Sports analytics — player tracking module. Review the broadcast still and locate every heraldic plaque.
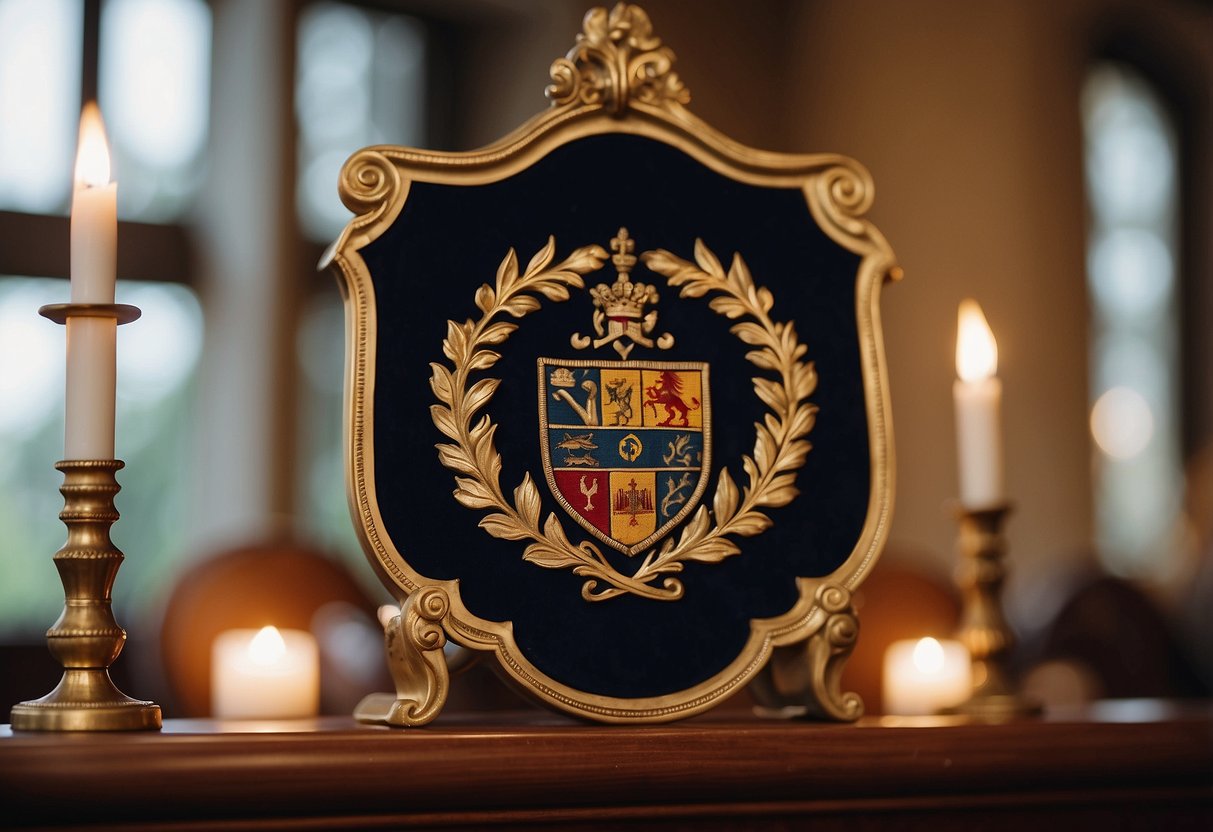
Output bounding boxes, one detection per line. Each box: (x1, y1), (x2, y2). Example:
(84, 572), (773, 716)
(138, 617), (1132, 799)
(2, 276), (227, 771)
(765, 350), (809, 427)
(325, 3), (900, 725)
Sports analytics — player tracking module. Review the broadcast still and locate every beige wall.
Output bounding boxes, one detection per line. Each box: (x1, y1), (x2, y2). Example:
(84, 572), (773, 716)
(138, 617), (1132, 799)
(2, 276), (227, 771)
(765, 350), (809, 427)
(783, 0), (1097, 597)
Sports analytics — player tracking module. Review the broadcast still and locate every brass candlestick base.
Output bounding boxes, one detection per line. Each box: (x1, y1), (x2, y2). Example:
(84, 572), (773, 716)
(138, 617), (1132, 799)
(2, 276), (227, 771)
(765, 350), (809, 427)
(10, 460), (161, 731)
(951, 504), (1040, 720)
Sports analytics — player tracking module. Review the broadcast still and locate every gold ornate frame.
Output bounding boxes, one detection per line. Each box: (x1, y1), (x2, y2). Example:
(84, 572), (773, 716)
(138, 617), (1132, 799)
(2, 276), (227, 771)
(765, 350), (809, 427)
(325, 3), (900, 724)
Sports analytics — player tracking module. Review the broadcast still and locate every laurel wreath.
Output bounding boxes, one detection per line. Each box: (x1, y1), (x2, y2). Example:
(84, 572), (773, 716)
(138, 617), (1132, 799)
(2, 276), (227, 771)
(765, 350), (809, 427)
(431, 237), (816, 602)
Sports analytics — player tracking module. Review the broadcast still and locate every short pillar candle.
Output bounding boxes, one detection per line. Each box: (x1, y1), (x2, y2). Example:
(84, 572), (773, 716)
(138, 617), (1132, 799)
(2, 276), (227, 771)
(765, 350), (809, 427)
(883, 637), (971, 715)
(211, 626), (320, 719)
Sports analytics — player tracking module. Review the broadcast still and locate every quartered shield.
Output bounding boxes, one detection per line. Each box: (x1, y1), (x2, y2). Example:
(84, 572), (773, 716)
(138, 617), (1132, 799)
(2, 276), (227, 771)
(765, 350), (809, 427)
(538, 358), (711, 556)
(326, 4), (900, 723)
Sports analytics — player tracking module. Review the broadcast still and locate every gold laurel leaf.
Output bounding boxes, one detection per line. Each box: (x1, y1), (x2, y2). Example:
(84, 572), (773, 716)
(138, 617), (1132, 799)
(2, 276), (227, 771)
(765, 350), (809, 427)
(788, 404), (818, 438)
(468, 414), (492, 444)
(753, 424), (775, 473)
(542, 511), (573, 549)
(708, 296), (748, 319)
(515, 474), (541, 529)
(479, 322), (517, 345)
(479, 513), (532, 541)
(730, 322), (767, 346)
(693, 238), (724, 277)
(429, 363), (454, 402)
(463, 378), (500, 418)
(523, 545), (581, 569)
(756, 286), (774, 313)
(537, 282), (571, 302)
(495, 248), (519, 295)
(453, 476), (496, 510)
(794, 363), (819, 398)
(752, 378), (788, 412)
(680, 505), (711, 544)
(745, 349), (780, 371)
(683, 537), (740, 563)
(561, 244), (609, 273)
(727, 255), (754, 293)
(741, 454), (760, 485)
(639, 248), (680, 276)
(467, 350), (501, 371)
(474, 284), (495, 314)
(712, 467), (738, 522)
(441, 320), (465, 362)
(758, 474), (800, 508)
(453, 490), (496, 511)
(525, 236), (556, 276)
(435, 443), (470, 474)
(729, 513), (773, 537)
(501, 295), (542, 318)
(430, 405), (459, 440)
(676, 282), (711, 299)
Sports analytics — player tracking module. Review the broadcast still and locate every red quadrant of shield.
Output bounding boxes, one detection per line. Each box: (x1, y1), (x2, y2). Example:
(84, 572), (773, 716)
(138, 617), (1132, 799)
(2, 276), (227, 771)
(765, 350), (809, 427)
(553, 469), (609, 535)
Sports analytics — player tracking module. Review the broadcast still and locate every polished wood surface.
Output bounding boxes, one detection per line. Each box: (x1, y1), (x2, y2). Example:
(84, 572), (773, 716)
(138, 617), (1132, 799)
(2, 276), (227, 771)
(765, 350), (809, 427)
(1, 702), (1210, 830)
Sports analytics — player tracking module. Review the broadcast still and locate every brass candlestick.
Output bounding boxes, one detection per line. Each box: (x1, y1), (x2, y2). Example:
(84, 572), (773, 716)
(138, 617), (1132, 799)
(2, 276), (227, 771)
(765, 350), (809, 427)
(10, 302), (160, 731)
(951, 503), (1040, 719)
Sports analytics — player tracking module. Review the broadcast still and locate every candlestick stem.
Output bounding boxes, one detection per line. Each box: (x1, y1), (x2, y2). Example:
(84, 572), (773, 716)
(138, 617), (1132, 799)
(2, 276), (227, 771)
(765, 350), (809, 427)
(951, 504), (1040, 720)
(9, 460), (161, 731)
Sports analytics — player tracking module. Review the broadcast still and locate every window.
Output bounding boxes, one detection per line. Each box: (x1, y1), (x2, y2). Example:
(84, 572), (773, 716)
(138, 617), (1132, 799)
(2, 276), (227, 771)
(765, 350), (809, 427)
(1082, 62), (1183, 579)
(296, 2), (426, 242)
(0, 0), (210, 632)
(294, 2), (427, 557)
(99, 0), (211, 221)
(0, 0), (81, 214)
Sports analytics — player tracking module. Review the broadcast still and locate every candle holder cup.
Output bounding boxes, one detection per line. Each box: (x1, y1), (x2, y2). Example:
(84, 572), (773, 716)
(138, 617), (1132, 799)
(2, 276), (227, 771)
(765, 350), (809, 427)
(949, 503), (1041, 720)
(10, 303), (160, 731)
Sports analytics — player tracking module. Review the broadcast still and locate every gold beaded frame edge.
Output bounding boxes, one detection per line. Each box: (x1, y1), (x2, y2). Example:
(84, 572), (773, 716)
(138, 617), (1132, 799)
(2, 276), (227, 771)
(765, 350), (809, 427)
(323, 3), (900, 723)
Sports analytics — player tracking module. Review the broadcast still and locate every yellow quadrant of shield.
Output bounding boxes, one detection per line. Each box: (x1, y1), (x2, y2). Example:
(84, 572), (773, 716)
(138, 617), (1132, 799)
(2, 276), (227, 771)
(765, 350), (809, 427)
(608, 470), (657, 544)
(598, 368), (642, 428)
(641, 369), (703, 428)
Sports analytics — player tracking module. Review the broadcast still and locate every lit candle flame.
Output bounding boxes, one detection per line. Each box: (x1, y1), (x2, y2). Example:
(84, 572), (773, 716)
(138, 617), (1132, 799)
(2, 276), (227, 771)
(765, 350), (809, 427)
(74, 102), (112, 188)
(911, 637), (946, 674)
(248, 625), (287, 666)
(956, 298), (998, 382)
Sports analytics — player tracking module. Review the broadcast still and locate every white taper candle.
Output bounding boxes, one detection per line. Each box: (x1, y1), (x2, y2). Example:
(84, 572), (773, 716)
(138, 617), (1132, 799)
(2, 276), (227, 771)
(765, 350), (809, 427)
(65, 103), (118, 460)
(954, 299), (1004, 508)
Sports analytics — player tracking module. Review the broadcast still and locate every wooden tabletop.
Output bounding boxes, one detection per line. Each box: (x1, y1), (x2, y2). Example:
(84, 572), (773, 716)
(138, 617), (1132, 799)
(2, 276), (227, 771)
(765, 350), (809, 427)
(2, 701), (1210, 830)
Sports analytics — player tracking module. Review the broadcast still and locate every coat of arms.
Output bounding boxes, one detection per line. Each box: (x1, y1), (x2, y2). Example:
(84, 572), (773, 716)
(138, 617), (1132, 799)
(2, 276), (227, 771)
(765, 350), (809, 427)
(429, 227), (816, 602)
(538, 358), (711, 556)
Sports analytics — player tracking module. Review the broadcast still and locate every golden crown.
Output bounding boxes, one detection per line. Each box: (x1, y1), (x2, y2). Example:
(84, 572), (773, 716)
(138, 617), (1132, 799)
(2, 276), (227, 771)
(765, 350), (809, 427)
(590, 228), (658, 319)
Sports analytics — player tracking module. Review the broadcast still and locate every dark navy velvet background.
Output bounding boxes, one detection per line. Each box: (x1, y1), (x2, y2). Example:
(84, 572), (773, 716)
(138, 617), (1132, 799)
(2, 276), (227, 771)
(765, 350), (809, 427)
(360, 134), (868, 698)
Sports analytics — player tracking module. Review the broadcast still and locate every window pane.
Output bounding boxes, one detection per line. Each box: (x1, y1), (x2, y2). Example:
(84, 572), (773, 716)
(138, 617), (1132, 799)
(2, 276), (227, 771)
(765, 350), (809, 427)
(0, 0), (82, 214)
(99, 0), (212, 221)
(1082, 64), (1182, 579)
(296, 292), (363, 566)
(0, 277), (203, 633)
(296, 2), (425, 242)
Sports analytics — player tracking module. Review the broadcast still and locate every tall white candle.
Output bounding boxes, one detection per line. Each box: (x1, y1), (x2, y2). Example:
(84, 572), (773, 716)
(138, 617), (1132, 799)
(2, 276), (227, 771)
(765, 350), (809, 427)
(65, 103), (118, 460)
(953, 299), (1004, 508)
(211, 626), (320, 719)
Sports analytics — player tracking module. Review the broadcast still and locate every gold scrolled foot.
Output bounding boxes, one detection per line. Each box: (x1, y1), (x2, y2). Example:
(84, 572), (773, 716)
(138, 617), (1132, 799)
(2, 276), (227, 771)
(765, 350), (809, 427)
(9, 460), (160, 732)
(354, 586), (450, 728)
(750, 584), (864, 722)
